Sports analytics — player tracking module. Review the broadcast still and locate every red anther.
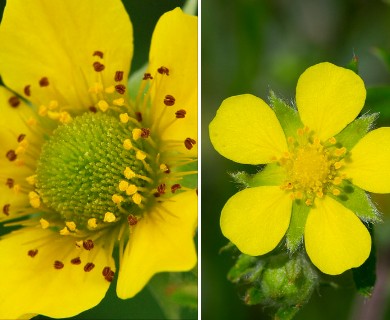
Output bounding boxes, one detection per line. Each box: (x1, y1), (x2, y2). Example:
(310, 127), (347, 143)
(8, 96), (20, 108)
(89, 106), (97, 113)
(102, 267), (115, 282)
(135, 112), (142, 122)
(54, 260), (64, 269)
(164, 95), (175, 106)
(143, 73), (153, 80)
(141, 128), (150, 138)
(24, 85), (31, 96)
(2, 204), (10, 216)
(83, 239), (94, 250)
(115, 71), (124, 82)
(6, 150), (17, 161)
(84, 262), (95, 272)
(93, 51), (104, 58)
(171, 184), (182, 193)
(175, 109), (186, 118)
(6, 178), (14, 189)
(184, 138), (196, 150)
(93, 61), (105, 72)
(115, 84), (126, 94)
(157, 66), (169, 75)
(17, 134), (26, 142)
(153, 192), (161, 198)
(127, 215), (138, 226)
(39, 77), (49, 87)
(27, 249), (38, 257)
(157, 183), (166, 194)
(71, 257), (82, 265)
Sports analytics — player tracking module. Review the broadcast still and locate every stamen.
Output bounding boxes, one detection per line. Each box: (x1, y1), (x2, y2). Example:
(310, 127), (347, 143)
(54, 261), (64, 269)
(132, 193), (142, 205)
(157, 66), (170, 75)
(83, 239), (94, 250)
(112, 194), (124, 204)
(39, 77), (49, 87)
(40, 218), (50, 229)
(171, 184), (181, 193)
(93, 61), (105, 72)
(125, 184), (138, 196)
(119, 180), (129, 191)
(164, 95), (176, 106)
(24, 85), (31, 96)
(141, 128), (150, 138)
(104, 212), (116, 223)
(84, 262), (95, 272)
(102, 266), (115, 282)
(143, 73), (153, 80)
(28, 191), (41, 208)
(123, 139), (132, 150)
(127, 214), (138, 226)
(113, 98), (125, 106)
(115, 84), (126, 94)
(135, 112), (142, 122)
(97, 100), (109, 112)
(157, 183), (166, 194)
(115, 71), (124, 82)
(8, 96), (20, 108)
(184, 138), (197, 150)
(89, 106), (98, 113)
(160, 163), (170, 174)
(175, 109), (186, 118)
(71, 257), (82, 265)
(28, 249), (38, 257)
(60, 227), (70, 235)
(88, 218), (98, 229)
(26, 175), (37, 185)
(332, 189), (341, 196)
(17, 134), (26, 142)
(3, 204), (10, 216)
(124, 167), (136, 179)
(65, 221), (77, 231)
(5, 178), (14, 188)
(120, 113), (130, 123)
(6, 150), (17, 161)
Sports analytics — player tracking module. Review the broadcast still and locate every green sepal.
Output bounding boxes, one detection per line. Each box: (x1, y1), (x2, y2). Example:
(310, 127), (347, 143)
(345, 54), (359, 74)
(285, 201), (310, 253)
(352, 224), (376, 297)
(329, 180), (381, 223)
(269, 90), (303, 139)
(230, 163), (285, 188)
(364, 86), (390, 122)
(275, 307), (300, 320)
(334, 113), (378, 150)
(227, 254), (266, 284)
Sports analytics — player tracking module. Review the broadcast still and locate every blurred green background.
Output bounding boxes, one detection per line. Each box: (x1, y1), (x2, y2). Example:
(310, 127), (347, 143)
(0, 1), (197, 319)
(202, 0), (390, 319)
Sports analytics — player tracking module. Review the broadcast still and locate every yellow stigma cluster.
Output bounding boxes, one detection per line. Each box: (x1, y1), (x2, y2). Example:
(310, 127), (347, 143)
(279, 127), (347, 206)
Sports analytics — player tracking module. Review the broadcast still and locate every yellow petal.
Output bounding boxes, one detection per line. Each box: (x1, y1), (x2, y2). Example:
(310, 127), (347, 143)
(210, 94), (288, 164)
(305, 197), (371, 275)
(0, 228), (114, 319)
(147, 8), (197, 156)
(116, 190), (197, 299)
(0, 0), (133, 110)
(220, 186), (292, 256)
(296, 62), (366, 141)
(342, 127), (390, 193)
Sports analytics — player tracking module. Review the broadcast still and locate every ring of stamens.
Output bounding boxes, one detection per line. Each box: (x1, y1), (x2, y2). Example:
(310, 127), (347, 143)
(278, 127), (347, 205)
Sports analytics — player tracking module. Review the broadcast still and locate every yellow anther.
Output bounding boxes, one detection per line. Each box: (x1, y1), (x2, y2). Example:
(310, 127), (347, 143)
(88, 218), (98, 229)
(124, 167), (136, 179)
(297, 128), (304, 136)
(334, 161), (342, 170)
(335, 147), (347, 157)
(112, 194), (124, 204)
(120, 113), (129, 123)
(304, 126), (310, 133)
(305, 199), (312, 206)
(48, 111), (60, 120)
(75, 240), (83, 248)
(13, 184), (21, 194)
(26, 175), (37, 185)
(136, 150), (146, 160)
(89, 82), (103, 93)
(123, 139), (132, 150)
(65, 221), (77, 231)
(105, 86), (115, 94)
(60, 226), (70, 235)
(132, 128), (142, 141)
(27, 117), (37, 126)
(119, 180), (129, 191)
(132, 193), (142, 205)
(160, 163), (169, 172)
(126, 184), (138, 196)
(316, 190), (324, 198)
(313, 137), (321, 146)
(113, 98), (125, 106)
(287, 137), (294, 144)
(19, 139), (29, 148)
(15, 145), (26, 155)
(48, 100), (59, 110)
(97, 100), (109, 112)
(333, 176), (343, 185)
(294, 191), (303, 199)
(40, 218), (50, 229)
(104, 212), (116, 223)
(332, 189), (341, 196)
(38, 105), (48, 116)
(329, 137), (337, 144)
(28, 191), (40, 208)
(59, 111), (72, 124)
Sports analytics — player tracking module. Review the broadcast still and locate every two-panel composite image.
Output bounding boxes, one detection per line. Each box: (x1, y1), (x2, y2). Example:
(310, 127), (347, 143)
(1, 0), (390, 319)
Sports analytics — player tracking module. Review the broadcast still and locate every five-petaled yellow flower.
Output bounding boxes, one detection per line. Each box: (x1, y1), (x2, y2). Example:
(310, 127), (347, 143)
(210, 62), (390, 276)
(0, 0), (197, 318)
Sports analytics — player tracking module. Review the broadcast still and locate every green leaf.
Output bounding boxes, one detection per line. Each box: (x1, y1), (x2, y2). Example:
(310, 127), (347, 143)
(329, 180), (381, 223)
(269, 91), (303, 139)
(334, 113), (378, 150)
(352, 224), (376, 297)
(285, 201), (310, 253)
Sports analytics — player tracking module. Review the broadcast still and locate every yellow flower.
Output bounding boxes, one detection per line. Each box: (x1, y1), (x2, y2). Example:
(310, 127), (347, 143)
(210, 62), (390, 276)
(0, 1), (197, 318)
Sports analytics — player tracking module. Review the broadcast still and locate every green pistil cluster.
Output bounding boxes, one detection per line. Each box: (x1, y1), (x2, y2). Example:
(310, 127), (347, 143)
(35, 113), (153, 229)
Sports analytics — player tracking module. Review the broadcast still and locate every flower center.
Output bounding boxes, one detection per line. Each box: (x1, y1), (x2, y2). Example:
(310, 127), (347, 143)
(279, 127), (347, 205)
(35, 113), (155, 229)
